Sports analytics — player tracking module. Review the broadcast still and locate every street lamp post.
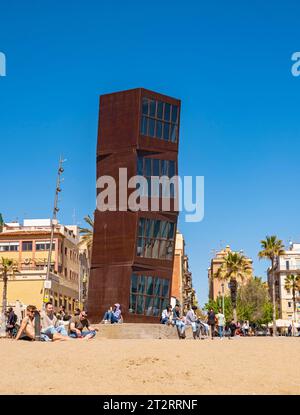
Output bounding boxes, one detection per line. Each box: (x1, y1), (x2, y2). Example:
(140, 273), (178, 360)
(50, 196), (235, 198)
(43, 157), (66, 308)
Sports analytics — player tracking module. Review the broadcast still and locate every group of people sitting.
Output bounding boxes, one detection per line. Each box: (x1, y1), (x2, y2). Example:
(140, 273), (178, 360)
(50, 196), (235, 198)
(160, 304), (209, 339)
(13, 302), (97, 341)
(101, 303), (123, 324)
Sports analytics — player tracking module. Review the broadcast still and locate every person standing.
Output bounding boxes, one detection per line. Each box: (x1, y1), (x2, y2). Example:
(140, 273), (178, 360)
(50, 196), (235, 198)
(207, 308), (216, 339)
(216, 308), (225, 339)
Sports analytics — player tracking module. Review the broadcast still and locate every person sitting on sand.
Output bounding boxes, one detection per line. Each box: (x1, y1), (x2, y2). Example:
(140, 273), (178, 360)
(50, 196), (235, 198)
(15, 305), (37, 341)
(40, 302), (70, 341)
(69, 310), (96, 339)
(160, 305), (173, 325)
(102, 303), (122, 324)
(6, 307), (17, 338)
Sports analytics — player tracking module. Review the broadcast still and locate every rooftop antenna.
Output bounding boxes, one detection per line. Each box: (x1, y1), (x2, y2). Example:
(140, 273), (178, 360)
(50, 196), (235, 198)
(72, 208), (76, 225)
(43, 156), (66, 307)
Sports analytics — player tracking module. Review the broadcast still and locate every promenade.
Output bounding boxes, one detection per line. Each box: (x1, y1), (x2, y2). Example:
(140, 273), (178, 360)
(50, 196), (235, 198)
(0, 336), (299, 395)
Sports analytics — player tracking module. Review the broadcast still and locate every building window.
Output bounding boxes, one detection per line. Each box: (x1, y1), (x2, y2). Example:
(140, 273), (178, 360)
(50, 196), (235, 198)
(137, 156), (176, 197)
(36, 241), (55, 251)
(136, 218), (175, 260)
(288, 302), (292, 308)
(0, 242), (19, 252)
(65, 247), (68, 255)
(129, 274), (170, 317)
(286, 261), (290, 270)
(141, 98), (179, 143)
(22, 241), (33, 251)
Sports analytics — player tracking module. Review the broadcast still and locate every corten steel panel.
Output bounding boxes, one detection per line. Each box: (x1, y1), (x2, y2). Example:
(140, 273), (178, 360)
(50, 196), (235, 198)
(88, 88), (180, 323)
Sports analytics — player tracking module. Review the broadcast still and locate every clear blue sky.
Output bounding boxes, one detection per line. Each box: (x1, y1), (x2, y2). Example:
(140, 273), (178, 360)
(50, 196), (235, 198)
(1, 0), (300, 306)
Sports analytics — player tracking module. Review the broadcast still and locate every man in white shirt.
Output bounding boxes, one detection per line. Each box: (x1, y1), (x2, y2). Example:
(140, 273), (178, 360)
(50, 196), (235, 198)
(216, 308), (225, 339)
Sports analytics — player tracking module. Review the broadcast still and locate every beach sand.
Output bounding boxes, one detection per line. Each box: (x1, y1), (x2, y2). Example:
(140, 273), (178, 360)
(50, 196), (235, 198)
(0, 336), (299, 395)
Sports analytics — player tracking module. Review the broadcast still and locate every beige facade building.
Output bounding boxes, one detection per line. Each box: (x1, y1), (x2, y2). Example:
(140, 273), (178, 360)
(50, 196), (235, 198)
(208, 245), (253, 301)
(269, 242), (300, 322)
(0, 219), (89, 314)
(171, 231), (195, 310)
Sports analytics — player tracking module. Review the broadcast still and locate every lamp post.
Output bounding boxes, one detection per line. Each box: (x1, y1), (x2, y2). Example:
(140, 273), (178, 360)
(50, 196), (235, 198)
(218, 290), (221, 308)
(43, 156), (66, 308)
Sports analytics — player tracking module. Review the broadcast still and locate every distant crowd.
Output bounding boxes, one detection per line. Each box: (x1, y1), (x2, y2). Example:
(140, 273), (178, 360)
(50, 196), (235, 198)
(160, 304), (260, 339)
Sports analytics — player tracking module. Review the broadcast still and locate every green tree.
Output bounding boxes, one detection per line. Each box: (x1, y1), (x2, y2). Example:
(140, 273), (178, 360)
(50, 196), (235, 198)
(258, 236), (285, 336)
(284, 274), (300, 336)
(237, 277), (273, 325)
(205, 296), (233, 322)
(214, 252), (252, 322)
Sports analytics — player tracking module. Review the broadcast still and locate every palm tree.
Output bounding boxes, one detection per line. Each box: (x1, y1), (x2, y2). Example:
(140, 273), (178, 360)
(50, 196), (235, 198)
(0, 257), (17, 336)
(284, 274), (300, 336)
(214, 251), (252, 321)
(79, 215), (94, 252)
(78, 215), (94, 306)
(258, 235), (285, 336)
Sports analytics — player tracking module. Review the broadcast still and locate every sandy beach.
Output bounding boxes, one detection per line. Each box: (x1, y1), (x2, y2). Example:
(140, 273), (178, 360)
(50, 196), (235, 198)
(0, 336), (299, 395)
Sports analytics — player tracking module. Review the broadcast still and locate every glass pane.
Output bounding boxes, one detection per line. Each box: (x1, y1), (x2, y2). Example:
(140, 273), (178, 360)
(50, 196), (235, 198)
(153, 220), (161, 238)
(153, 296), (160, 316)
(149, 118), (155, 137)
(141, 116), (148, 135)
(162, 279), (170, 297)
(144, 238), (152, 257)
(157, 101), (163, 119)
(138, 218), (145, 236)
(163, 123), (170, 141)
(154, 278), (162, 296)
(145, 158), (151, 176)
(171, 105), (178, 123)
(168, 222), (175, 239)
(164, 103), (171, 121)
(159, 239), (167, 259)
(145, 296), (153, 316)
(137, 156), (143, 176)
(138, 275), (146, 293)
(145, 219), (154, 237)
(131, 274), (138, 293)
(146, 276), (154, 295)
(149, 99), (156, 117)
(142, 98), (149, 115)
(137, 237), (143, 256)
(137, 295), (145, 314)
(161, 297), (169, 311)
(152, 239), (159, 258)
(161, 160), (168, 176)
(129, 294), (137, 313)
(155, 120), (162, 139)
(166, 242), (174, 260)
(170, 124), (177, 142)
(147, 177), (151, 197)
(153, 159), (159, 176)
(169, 160), (175, 177)
(161, 221), (168, 238)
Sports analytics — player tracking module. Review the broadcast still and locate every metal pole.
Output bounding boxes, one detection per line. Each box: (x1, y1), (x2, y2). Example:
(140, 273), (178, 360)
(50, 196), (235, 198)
(43, 157), (65, 308)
